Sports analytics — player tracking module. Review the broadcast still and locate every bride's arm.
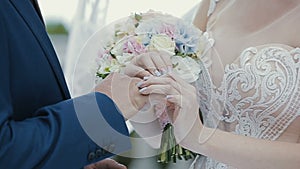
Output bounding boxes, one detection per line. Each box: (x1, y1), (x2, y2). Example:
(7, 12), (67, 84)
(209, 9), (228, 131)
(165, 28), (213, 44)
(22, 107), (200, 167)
(193, 0), (210, 31)
(138, 73), (300, 169)
(186, 125), (300, 169)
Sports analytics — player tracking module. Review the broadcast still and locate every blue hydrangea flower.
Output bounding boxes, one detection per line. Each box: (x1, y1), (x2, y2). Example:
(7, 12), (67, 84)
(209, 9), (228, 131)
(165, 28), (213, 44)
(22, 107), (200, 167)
(174, 21), (202, 55)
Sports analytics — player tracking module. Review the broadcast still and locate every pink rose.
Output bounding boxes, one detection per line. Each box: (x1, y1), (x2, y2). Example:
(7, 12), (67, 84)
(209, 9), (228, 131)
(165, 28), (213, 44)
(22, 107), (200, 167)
(160, 24), (176, 39)
(123, 37), (146, 54)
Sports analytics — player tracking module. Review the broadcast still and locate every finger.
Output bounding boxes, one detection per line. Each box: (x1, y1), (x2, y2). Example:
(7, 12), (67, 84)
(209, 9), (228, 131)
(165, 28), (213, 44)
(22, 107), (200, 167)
(94, 159), (127, 169)
(136, 75), (171, 88)
(167, 72), (197, 95)
(84, 163), (95, 169)
(158, 50), (173, 72)
(149, 52), (168, 74)
(166, 95), (182, 107)
(133, 53), (158, 75)
(123, 63), (151, 78)
(166, 72), (186, 84)
(139, 84), (179, 96)
(137, 75), (181, 92)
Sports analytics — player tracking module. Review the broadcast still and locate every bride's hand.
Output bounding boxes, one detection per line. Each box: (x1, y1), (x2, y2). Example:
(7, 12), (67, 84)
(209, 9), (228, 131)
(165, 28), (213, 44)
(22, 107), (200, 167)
(137, 73), (202, 148)
(123, 50), (173, 78)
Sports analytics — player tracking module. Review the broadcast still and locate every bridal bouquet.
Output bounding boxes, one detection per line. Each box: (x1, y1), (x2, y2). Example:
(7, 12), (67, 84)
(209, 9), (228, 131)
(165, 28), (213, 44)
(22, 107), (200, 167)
(95, 11), (207, 163)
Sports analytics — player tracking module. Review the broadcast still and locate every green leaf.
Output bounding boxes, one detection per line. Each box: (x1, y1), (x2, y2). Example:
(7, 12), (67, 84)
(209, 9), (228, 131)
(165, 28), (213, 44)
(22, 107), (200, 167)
(134, 13), (142, 21)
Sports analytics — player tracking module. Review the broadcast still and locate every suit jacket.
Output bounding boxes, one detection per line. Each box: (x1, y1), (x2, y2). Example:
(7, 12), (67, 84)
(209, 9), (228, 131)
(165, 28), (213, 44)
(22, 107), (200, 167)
(0, 0), (130, 168)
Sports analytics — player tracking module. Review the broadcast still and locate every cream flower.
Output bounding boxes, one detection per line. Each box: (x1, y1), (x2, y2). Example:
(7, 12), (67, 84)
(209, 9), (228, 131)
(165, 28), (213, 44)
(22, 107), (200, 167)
(109, 59), (122, 72)
(110, 40), (126, 56)
(171, 55), (201, 83)
(116, 53), (134, 65)
(148, 34), (175, 55)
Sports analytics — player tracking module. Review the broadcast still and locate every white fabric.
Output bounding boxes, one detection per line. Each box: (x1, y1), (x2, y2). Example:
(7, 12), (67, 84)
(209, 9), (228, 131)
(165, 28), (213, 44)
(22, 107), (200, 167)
(64, 0), (109, 97)
(191, 0), (300, 168)
(207, 0), (219, 16)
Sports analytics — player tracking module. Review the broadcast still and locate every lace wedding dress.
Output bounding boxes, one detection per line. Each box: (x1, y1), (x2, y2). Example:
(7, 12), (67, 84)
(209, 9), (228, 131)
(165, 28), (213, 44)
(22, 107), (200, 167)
(191, 0), (300, 168)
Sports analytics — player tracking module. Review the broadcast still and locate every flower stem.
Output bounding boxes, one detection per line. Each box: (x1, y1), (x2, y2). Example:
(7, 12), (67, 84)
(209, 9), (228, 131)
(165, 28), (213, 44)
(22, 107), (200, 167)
(157, 123), (197, 164)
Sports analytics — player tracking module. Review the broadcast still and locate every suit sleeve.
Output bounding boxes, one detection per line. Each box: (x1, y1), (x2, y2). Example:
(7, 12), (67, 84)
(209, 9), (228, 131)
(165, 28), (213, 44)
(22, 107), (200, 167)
(0, 15), (130, 169)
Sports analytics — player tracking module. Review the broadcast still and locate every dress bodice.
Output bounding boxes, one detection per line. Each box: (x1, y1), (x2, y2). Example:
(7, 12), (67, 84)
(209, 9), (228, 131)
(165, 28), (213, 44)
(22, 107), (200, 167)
(191, 0), (300, 168)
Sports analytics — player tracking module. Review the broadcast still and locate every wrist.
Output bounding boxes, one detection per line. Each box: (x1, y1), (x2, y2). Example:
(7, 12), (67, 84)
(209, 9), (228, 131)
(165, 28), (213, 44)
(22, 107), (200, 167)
(186, 126), (221, 157)
(112, 79), (144, 120)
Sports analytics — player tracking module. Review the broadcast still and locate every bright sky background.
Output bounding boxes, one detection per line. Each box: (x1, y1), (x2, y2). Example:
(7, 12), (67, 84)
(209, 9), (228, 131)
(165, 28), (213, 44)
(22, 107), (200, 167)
(39, 0), (200, 26)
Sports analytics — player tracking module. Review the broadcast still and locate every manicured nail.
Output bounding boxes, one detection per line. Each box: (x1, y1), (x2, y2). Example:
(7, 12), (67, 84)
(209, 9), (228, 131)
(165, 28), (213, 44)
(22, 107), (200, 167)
(166, 95), (173, 100)
(143, 76), (150, 80)
(136, 81), (144, 87)
(154, 70), (161, 76)
(139, 87), (148, 93)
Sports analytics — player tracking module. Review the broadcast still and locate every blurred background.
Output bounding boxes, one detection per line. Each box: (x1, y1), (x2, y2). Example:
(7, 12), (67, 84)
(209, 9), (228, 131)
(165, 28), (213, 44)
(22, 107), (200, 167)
(39, 0), (200, 168)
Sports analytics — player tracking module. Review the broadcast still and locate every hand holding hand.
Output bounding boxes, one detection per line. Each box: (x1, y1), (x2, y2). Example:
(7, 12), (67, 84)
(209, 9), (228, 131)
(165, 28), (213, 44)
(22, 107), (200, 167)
(84, 158), (127, 169)
(137, 73), (202, 148)
(124, 50), (173, 78)
(95, 73), (165, 120)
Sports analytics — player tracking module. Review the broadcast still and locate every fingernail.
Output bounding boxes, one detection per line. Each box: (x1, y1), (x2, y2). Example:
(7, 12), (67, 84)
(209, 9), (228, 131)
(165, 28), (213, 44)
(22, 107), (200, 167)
(166, 95), (173, 100)
(136, 81), (144, 87)
(143, 76), (150, 80)
(139, 87), (148, 93)
(154, 70), (161, 76)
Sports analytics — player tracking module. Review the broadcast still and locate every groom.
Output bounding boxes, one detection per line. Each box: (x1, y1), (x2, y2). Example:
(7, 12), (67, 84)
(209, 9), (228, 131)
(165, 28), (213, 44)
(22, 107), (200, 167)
(0, 0), (148, 168)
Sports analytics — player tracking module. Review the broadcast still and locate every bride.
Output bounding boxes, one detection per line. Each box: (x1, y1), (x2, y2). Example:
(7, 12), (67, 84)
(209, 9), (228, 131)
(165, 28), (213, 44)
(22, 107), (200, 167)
(124, 0), (300, 168)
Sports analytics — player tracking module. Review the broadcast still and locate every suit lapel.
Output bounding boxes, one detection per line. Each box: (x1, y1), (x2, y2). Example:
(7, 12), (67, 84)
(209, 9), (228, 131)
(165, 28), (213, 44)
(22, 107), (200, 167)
(10, 0), (70, 99)
(30, 0), (45, 25)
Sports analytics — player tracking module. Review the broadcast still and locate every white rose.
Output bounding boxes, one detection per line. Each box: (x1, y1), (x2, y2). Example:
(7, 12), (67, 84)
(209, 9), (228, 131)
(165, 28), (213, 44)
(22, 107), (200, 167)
(116, 53), (134, 65)
(171, 55), (201, 83)
(111, 40), (125, 56)
(109, 59), (122, 72)
(148, 34), (175, 55)
(97, 58), (111, 74)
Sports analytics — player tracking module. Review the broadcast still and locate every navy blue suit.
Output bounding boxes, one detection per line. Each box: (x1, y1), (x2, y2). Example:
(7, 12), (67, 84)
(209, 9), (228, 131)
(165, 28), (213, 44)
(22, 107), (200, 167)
(0, 0), (130, 168)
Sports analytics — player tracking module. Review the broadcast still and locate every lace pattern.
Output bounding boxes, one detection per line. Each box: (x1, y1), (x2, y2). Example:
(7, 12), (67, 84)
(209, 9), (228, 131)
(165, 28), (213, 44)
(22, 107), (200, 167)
(193, 46), (300, 169)
(191, 1), (300, 168)
(223, 47), (300, 139)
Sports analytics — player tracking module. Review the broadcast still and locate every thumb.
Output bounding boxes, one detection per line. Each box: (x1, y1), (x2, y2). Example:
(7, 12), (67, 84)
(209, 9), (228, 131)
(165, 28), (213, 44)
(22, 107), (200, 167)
(123, 63), (152, 78)
(94, 158), (127, 169)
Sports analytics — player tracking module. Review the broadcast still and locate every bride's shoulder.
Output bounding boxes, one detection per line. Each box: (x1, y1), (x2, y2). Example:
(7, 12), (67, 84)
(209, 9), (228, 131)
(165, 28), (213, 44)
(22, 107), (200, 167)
(193, 0), (225, 31)
(193, 0), (211, 31)
(207, 0), (220, 17)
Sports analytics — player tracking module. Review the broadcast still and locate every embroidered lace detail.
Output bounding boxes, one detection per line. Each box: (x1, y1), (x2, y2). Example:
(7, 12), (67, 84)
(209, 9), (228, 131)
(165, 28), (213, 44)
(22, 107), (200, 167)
(223, 47), (300, 139)
(199, 32), (215, 68)
(193, 46), (300, 169)
(208, 0), (220, 16)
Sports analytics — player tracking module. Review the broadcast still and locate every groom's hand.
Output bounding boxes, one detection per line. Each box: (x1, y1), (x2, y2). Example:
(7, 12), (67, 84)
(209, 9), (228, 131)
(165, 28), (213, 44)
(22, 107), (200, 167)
(95, 73), (164, 120)
(84, 158), (126, 169)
